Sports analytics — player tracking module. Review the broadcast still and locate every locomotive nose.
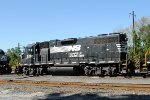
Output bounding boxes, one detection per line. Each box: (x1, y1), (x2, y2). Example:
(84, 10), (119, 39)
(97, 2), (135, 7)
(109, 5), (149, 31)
(0, 55), (7, 62)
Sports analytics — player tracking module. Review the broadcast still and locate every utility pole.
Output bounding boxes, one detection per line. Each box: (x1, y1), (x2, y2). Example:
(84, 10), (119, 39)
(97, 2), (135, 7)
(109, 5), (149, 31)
(130, 11), (136, 60)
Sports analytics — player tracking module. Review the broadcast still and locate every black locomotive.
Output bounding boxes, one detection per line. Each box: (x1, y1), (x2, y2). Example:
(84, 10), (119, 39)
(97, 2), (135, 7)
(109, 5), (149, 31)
(0, 49), (12, 74)
(16, 32), (130, 76)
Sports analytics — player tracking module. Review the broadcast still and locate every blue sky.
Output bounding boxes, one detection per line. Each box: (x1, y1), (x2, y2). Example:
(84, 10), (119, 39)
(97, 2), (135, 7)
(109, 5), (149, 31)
(0, 0), (150, 51)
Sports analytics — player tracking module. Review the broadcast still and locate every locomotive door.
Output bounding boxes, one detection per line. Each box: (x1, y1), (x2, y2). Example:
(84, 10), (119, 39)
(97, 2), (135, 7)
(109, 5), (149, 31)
(34, 43), (41, 64)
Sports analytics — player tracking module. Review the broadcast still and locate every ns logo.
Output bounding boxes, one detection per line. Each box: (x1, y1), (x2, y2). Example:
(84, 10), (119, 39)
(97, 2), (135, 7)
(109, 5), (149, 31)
(71, 45), (81, 51)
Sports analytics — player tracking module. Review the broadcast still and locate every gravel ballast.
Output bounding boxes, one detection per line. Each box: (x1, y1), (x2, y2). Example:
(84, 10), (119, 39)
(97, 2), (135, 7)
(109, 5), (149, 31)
(0, 84), (150, 100)
(0, 74), (150, 99)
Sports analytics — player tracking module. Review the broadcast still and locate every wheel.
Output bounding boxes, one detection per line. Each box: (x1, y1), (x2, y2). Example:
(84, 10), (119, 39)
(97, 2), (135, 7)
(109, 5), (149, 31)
(7, 66), (12, 74)
(25, 70), (29, 75)
(23, 68), (29, 75)
(84, 66), (92, 76)
(0, 66), (3, 74)
(15, 66), (23, 74)
(108, 67), (113, 76)
(32, 68), (37, 76)
(40, 69), (44, 75)
(91, 70), (96, 76)
(143, 75), (146, 78)
(113, 69), (117, 76)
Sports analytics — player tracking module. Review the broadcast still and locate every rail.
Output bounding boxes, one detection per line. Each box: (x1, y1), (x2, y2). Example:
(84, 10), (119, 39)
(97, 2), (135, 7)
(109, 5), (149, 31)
(0, 80), (150, 91)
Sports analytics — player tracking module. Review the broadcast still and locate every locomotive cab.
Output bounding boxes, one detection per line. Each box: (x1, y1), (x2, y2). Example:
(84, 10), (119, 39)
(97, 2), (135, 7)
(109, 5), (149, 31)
(20, 43), (36, 66)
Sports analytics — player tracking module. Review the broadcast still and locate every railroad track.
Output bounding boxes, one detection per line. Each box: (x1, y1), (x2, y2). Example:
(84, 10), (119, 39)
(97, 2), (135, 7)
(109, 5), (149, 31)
(0, 80), (150, 91)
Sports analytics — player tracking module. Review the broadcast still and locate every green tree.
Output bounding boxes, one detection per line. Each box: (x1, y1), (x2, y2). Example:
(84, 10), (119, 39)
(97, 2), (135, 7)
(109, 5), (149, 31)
(115, 17), (150, 67)
(131, 17), (150, 67)
(140, 24), (150, 51)
(7, 47), (21, 67)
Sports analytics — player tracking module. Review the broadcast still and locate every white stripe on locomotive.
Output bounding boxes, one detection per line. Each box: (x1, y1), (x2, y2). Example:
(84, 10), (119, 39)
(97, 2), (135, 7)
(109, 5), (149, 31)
(50, 45), (81, 53)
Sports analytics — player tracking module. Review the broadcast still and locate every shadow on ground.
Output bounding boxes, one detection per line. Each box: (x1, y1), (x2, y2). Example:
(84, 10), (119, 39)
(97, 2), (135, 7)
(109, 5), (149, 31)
(37, 92), (150, 100)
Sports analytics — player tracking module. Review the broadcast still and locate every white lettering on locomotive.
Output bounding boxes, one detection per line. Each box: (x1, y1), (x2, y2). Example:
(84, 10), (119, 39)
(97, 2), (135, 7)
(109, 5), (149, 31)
(50, 45), (81, 53)
(69, 52), (84, 57)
